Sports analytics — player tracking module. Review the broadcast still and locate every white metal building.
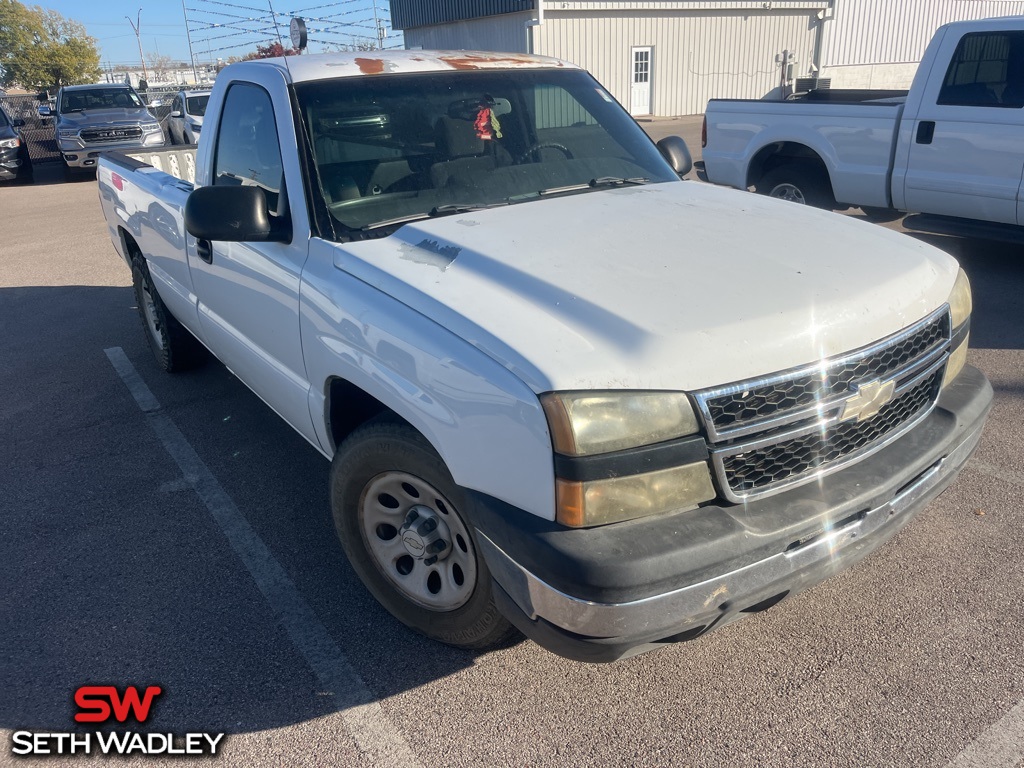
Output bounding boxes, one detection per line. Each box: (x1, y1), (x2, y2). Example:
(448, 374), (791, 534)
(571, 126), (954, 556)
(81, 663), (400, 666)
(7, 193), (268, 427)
(391, 0), (1024, 115)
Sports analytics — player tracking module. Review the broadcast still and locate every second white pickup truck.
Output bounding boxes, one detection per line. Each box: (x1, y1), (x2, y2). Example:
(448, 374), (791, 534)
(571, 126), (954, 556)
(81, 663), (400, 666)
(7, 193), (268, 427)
(99, 50), (990, 662)
(702, 16), (1024, 235)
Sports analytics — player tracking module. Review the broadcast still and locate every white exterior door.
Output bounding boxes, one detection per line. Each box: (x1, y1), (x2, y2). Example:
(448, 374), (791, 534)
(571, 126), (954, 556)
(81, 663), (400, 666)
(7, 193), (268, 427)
(630, 47), (652, 115)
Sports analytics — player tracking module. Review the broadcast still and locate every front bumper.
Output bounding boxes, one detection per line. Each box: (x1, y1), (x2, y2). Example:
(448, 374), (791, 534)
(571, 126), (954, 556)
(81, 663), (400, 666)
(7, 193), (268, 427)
(0, 147), (22, 179)
(472, 365), (992, 662)
(60, 137), (166, 168)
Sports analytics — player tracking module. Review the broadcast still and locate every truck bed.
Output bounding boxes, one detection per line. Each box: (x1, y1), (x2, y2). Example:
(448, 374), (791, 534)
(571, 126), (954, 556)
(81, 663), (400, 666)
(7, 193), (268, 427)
(702, 98), (905, 209)
(121, 146), (198, 184)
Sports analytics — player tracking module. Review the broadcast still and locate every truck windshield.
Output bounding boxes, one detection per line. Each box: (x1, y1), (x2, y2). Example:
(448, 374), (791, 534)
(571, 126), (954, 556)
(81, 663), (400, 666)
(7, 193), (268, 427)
(186, 95), (209, 116)
(61, 88), (144, 113)
(293, 69), (679, 233)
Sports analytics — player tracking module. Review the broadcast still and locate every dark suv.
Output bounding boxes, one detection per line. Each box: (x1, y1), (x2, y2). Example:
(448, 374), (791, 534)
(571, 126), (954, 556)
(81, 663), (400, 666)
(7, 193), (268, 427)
(0, 104), (32, 184)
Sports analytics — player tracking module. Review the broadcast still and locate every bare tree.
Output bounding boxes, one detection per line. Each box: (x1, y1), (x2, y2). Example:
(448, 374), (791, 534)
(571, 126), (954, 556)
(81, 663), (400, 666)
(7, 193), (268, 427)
(146, 52), (177, 84)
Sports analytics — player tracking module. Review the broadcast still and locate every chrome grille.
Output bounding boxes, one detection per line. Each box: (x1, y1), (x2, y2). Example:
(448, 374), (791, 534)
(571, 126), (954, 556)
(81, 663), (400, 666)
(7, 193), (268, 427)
(720, 369), (943, 494)
(694, 307), (951, 502)
(705, 315), (947, 433)
(81, 126), (143, 144)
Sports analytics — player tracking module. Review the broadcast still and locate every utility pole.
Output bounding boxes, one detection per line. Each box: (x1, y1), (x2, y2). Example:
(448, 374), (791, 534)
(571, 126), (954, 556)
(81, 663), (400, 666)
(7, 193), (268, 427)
(126, 9), (150, 86)
(181, 0), (199, 84)
(371, 0), (384, 50)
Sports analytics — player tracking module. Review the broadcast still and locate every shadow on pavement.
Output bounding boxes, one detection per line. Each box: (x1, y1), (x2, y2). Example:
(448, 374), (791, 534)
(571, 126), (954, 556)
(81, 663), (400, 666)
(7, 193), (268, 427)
(0, 284), (497, 737)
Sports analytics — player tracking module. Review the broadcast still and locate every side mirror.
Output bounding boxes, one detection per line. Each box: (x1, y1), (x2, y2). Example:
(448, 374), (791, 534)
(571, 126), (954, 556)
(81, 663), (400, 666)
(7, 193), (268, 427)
(184, 185), (287, 243)
(12, 118), (25, 127)
(170, 110), (182, 118)
(37, 105), (51, 116)
(657, 136), (693, 177)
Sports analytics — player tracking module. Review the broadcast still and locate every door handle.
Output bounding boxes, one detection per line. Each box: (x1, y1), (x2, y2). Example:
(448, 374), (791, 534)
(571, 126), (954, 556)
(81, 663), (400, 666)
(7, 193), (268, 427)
(916, 121), (936, 145)
(196, 238), (212, 263)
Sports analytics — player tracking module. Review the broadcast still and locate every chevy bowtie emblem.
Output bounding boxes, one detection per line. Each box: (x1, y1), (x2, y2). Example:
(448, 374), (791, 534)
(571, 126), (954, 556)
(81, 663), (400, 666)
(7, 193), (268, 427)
(841, 379), (896, 422)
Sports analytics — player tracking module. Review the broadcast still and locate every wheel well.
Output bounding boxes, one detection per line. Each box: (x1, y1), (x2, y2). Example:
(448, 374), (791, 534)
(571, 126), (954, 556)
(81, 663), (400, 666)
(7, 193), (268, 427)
(747, 142), (832, 192)
(119, 227), (142, 261)
(326, 378), (400, 451)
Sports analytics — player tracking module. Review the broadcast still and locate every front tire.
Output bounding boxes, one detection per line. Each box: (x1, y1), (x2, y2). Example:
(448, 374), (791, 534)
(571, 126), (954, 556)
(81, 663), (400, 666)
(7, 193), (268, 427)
(756, 163), (835, 209)
(131, 256), (205, 372)
(331, 419), (518, 651)
(15, 153), (33, 185)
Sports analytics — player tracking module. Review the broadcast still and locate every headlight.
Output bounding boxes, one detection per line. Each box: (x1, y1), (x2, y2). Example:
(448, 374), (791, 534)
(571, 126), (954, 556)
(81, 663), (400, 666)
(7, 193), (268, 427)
(541, 391), (715, 527)
(556, 463), (716, 527)
(540, 391), (699, 456)
(142, 123), (161, 133)
(0, 137), (19, 149)
(58, 128), (78, 138)
(947, 268), (972, 329)
(942, 268), (972, 387)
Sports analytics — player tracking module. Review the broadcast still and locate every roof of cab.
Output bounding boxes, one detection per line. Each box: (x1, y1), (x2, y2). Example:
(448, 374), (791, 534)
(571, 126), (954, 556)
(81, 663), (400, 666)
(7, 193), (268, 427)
(60, 83), (137, 92)
(223, 50), (579, 84)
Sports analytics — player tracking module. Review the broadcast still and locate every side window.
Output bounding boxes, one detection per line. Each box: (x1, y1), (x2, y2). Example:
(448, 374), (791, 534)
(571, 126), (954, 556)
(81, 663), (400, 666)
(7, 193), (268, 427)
(213, 83), (284, 213)
(530, 83), (597, 129)
(938, 32), (1024, 108)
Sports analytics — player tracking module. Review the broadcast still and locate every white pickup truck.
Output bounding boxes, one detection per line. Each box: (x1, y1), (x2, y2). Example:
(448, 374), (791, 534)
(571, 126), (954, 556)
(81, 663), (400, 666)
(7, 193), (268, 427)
(702, 17), (1024, 237)
(98, 51), (991, 662)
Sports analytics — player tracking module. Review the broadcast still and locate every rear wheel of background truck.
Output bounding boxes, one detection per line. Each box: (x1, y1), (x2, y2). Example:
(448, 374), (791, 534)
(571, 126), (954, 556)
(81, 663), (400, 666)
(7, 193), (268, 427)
(756, 163), (835, 210)
(330, 419), (518, 651)
(131, 256), (205, 373)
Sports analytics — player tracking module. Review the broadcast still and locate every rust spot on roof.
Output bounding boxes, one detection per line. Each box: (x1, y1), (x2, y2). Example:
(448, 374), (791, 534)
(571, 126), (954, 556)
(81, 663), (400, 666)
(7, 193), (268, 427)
(439, 53), (561, 70)
(354, 57), (385, 74)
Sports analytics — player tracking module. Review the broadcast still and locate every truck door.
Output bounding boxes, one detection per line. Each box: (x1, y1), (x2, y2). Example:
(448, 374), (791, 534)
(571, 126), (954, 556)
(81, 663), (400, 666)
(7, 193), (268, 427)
(187, 79), (317, 445)
(902, 29), (1024, 225)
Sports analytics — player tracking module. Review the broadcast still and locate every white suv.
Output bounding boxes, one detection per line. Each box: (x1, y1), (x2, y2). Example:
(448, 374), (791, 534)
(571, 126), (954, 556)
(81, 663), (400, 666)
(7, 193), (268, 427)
(166, 90), (211, 145)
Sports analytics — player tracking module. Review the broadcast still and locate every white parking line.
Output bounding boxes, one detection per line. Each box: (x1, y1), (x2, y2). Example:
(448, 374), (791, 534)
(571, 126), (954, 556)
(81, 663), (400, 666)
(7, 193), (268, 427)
(944, 700), (1024, 768)
(105, 347), (422, 768)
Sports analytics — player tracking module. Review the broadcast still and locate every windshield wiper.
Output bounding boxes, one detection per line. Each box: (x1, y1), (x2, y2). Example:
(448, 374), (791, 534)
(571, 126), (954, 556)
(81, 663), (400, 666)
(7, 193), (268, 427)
(430, 202), (508, 215)
(534, 176), (651, 197)
(589, 176), (650, 187)
(360, 202), (508, 231)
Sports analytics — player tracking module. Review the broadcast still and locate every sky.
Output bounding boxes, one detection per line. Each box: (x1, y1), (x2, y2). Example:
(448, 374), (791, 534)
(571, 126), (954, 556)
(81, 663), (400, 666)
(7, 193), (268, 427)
(40, 0), (402, 70)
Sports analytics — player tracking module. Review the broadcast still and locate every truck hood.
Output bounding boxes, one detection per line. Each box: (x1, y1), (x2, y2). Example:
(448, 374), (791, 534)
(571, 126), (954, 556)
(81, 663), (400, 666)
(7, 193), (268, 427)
(335, 182), (959, 393)
(59, 108), (154, 127)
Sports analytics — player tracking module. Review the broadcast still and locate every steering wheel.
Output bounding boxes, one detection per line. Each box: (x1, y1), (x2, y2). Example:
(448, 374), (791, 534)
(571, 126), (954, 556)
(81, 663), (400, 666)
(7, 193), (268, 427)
(516, 142), (574, 164)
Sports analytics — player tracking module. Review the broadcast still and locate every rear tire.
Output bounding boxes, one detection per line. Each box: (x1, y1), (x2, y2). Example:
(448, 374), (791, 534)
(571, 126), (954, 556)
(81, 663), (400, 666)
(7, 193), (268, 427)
(330, 419), (519, 651)
(756, 163), (835, 210)
(131, 256), (205, 373)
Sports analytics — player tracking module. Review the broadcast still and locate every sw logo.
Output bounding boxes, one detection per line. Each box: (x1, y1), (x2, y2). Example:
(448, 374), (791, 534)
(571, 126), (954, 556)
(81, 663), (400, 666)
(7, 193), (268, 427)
(10, 685), (225, 757)
(74, 685), (163, 723)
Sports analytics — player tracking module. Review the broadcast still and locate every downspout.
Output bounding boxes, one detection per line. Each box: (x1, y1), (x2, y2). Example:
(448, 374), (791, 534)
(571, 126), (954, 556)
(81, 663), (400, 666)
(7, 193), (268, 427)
(812, 0), (835, 84)
(525, 0), (544, 55)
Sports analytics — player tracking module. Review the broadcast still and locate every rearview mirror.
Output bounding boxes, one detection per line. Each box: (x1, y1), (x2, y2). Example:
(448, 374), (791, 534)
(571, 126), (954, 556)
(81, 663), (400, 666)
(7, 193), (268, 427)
(184, 185), (288, 243)
(657, 136), (693, 177)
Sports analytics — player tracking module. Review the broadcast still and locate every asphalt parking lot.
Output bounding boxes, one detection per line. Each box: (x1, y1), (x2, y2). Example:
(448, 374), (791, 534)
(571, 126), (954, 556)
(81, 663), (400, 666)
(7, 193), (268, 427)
(1, 129), (1022, 767)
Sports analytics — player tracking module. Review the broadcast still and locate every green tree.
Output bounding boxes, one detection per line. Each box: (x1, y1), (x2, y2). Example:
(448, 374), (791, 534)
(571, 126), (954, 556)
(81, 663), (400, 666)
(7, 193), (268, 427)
(0, 1), (101, 89)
